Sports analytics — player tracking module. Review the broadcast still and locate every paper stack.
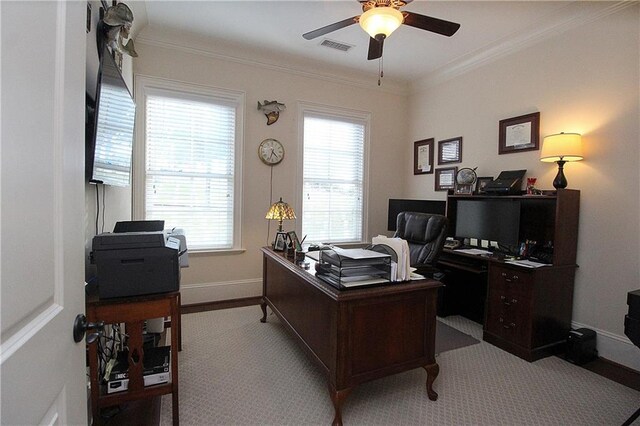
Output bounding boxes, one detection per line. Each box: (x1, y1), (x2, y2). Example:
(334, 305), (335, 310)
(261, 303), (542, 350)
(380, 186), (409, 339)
(371, 235), (411, 281)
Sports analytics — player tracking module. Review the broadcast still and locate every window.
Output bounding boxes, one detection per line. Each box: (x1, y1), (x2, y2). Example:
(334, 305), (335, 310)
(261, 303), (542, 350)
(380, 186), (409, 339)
(300, 107), (369, 243)
(134, 78), (243, 250)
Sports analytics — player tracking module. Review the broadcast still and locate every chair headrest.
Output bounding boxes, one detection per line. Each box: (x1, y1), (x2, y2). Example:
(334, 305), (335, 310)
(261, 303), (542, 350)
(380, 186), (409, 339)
(396, 212), (448, 244)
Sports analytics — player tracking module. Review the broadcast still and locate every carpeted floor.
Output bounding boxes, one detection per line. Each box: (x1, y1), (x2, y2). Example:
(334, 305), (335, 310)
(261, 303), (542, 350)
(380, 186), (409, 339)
(161, 306), (639, 425)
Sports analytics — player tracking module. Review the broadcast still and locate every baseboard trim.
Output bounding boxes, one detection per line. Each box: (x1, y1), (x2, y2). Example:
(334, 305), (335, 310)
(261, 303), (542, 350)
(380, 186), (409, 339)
(182, 296), (261, 314)
(180, 278), (262, 306)
(582, 356), (640, 392)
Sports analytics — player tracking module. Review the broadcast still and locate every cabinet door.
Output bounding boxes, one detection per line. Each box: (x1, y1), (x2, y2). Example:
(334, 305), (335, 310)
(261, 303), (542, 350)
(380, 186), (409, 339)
(486, 265), (533, 347)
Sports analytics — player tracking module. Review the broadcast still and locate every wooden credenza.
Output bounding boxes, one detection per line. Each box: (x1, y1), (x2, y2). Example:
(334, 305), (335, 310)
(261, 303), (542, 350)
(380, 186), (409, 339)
(439, 189), (580, 361)
(260, 247), (442, 426)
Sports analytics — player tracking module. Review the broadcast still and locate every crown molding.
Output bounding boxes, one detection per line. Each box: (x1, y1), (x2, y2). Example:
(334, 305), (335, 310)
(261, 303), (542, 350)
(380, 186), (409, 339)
(411, 1), (635, 93)
(134, 32), (409, 96)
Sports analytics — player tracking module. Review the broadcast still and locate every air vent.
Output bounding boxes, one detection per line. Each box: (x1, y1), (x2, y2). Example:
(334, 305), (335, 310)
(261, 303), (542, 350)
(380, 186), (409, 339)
(320, 39), (354, 52)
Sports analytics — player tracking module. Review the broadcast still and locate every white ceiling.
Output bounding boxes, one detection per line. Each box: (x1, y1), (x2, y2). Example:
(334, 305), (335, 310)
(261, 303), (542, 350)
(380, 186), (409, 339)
(139, 1), (622, 83)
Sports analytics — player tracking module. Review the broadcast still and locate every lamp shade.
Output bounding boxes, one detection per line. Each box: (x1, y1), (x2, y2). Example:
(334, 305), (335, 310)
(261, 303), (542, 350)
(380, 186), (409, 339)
(265, 197), (296, 221)
(540, 132), (583, 163)
(359, 7), (404, 38)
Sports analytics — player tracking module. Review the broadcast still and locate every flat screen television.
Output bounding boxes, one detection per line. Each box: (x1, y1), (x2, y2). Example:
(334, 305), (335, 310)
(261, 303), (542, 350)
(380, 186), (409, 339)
(455, 199), (521, 248)
(86, 47), (136, 186)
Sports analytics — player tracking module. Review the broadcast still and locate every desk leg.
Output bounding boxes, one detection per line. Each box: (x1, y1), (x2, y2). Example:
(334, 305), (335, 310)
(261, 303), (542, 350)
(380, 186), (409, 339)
(329, 385), (351, 426)
(260, 300), (267, 323)
(423, 363), (439, 401)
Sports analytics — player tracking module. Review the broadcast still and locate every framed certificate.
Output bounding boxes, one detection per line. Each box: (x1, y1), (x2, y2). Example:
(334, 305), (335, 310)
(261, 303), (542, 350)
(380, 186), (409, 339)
(414, 139), (434, 175)
(498, 112), (540, 154)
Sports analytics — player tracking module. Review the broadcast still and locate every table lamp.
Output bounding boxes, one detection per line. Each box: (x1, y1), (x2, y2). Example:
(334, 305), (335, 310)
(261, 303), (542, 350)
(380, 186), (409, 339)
(540, 132), (583, 189)
(265, 197), (296, 249)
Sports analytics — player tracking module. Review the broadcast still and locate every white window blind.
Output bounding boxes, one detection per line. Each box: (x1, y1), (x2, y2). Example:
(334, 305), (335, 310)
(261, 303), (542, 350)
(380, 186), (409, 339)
(302, 113), (366, 243)
(93, 83), (136, 186)
(145, 94), (237, 250)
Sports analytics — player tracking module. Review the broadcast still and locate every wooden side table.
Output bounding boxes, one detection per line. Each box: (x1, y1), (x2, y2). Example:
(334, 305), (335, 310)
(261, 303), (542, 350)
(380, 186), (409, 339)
(87, 291), (180, 425)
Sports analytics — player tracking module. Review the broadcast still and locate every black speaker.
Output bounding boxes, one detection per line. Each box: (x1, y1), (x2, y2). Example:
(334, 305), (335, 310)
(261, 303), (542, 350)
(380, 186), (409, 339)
(566, 328), (598, 365)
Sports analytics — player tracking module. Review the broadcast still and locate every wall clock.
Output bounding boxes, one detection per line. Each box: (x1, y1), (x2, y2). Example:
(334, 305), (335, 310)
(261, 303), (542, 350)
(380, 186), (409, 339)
(258, 138), (284, 166)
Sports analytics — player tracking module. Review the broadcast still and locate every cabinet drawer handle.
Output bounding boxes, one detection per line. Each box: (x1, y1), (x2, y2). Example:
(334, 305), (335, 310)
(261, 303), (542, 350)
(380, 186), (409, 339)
(511, 298), (518, 304)
(501, 272), (507, 277)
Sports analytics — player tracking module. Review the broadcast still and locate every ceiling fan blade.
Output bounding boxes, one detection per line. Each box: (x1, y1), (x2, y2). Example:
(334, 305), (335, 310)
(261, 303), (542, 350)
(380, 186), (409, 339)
(403, 11), (460, 37)
(367, 35), (384, 60)
(303, 16), (360, 40)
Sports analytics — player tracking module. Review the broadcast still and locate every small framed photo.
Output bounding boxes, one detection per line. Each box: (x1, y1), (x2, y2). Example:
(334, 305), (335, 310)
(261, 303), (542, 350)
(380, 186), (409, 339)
(414, 138), (434, 175)
(455, 183), (474, 195)
(438, 137), (462, 164)
(435, 167), (457, 191)
(287, 231), (302, 252)
(476, 176), (494, 194)
(274, 232), (287, 251)
(498, 112), (540, 154)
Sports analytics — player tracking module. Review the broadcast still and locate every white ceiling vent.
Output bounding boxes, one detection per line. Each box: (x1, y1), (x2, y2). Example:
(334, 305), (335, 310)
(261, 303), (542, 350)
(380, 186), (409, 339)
(320, 39), (354, 52)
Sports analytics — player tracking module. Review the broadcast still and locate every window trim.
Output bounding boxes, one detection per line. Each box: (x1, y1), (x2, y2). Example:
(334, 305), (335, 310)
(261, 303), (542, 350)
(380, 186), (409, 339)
(133, 75), (245, 252)
(296, 101), (371, 244)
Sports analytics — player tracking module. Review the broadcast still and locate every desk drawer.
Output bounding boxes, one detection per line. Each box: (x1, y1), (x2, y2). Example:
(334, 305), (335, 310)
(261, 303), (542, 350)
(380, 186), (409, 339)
(486, 265), (533, 347)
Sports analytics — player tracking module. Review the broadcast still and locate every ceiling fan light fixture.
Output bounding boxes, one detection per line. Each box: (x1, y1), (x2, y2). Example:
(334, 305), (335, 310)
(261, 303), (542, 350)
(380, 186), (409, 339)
(359, 7), (404, 38)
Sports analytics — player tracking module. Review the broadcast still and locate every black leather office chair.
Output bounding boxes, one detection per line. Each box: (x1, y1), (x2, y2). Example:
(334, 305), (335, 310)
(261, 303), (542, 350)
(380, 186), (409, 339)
(393, 211), (448, 277)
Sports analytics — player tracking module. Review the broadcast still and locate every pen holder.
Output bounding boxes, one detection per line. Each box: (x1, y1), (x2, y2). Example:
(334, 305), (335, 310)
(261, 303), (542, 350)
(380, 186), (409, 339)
(295, 250), (306, 262)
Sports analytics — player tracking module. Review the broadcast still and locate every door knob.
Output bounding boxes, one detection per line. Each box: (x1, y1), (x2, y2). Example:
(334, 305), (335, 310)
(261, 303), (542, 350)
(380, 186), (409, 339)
(73, 314), (104, 343)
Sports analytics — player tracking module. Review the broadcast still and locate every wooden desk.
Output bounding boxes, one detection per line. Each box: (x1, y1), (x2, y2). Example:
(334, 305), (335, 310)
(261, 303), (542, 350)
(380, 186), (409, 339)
(87, 291), (180, 425)
(260, 247), (442, 426)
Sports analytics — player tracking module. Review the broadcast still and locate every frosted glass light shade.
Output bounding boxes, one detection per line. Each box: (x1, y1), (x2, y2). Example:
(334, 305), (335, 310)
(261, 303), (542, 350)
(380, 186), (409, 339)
(540, 132), (583, 162)
(359, 7), (404, 38)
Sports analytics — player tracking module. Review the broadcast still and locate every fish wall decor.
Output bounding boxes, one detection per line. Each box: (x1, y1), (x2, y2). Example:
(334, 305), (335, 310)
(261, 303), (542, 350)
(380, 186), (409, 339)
(258, 100), (286, 125)
(101, 3), (138, 58)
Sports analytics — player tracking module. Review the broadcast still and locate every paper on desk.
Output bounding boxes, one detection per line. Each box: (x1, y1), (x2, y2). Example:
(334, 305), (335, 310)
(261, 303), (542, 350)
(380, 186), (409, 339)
(456, 248), (493, 256)
(505, 259), (549, 268)
(371, 235), (411, 281)
(331, 247), (391, 259)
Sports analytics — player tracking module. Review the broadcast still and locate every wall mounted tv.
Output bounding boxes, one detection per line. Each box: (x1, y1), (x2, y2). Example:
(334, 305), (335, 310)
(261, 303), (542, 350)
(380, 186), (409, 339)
(85, 47), (136, 186)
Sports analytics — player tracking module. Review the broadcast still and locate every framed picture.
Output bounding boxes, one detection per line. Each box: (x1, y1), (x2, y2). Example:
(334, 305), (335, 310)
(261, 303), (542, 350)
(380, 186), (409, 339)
(476, 176), (494, 194)
(455, 183), (474, 195)
(274, 232), (287, 251)
(435, 167), (457, 191)
(414, 139), (434, 175)
(498, 112), (540, 154)
(438, 137), (462, 164)
(287, 231), (302, 252)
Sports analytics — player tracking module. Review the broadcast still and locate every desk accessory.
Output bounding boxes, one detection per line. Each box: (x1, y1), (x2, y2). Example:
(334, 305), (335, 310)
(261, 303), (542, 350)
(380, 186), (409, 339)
(540, 132), (583, 189)
(455, 167), (477, 194)
(266, 197), (296, 250)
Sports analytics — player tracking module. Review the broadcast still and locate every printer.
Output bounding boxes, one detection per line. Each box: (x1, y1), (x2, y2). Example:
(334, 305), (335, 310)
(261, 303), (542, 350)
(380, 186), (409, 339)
(92, 228), (188, 299)
(483, 169), (526, 195)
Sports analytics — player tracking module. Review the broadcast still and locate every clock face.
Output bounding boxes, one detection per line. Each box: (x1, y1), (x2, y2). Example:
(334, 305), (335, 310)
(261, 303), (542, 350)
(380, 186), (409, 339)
(258, 138), (284, 166)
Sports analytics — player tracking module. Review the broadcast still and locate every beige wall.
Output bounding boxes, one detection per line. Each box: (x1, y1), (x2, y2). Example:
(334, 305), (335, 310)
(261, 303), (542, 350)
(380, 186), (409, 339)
(406, 7), (639, 367)
(132, 33), (408, 304)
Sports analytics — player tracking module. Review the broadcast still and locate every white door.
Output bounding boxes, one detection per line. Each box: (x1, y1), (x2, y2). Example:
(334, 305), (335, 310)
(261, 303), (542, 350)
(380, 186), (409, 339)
(1, 2), (87, 424)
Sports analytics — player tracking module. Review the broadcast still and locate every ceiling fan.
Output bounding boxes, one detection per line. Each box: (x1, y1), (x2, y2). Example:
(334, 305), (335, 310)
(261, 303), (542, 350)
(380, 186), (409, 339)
(303, 0), (460, 61)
